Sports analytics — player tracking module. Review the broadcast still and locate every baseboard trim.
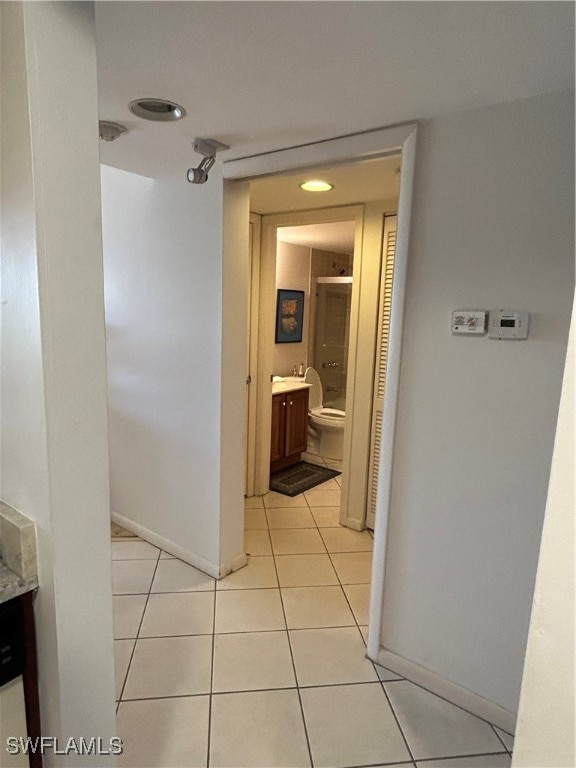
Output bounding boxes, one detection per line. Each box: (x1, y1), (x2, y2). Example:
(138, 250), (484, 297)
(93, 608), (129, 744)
(218, 552), (248, 579)
(343, 516), (364, 532)
(375, 648), (516, 734)
(111, 512), (230, 580)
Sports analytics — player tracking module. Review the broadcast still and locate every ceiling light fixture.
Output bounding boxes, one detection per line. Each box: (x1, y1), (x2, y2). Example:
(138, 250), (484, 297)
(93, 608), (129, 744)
(299, 180), (334, 192)
(186, 138), (230, 185)
(129, 98), (186, 122)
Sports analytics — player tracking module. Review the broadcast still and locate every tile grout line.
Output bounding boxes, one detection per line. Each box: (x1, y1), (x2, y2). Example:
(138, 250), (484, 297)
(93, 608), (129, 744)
(336, 761), (415, 768)
(116, 546), (163, 706)
(118, 623), (388, 642)
(206, 567), (218, 767)
(119, 678), (404, 704)
(380, 680), (417, 765)
(489, 723), (514, 757)
(381, 683), (512, 765)
(415, 750), (512, 764)
(311, 500), (391, 686)
(263, 474), (373, 643)
(296, 474), (377, 765)
(383, 677), (514, 736)
(289, 483), (414, 765)
(307, 483), (372, 644)
(266, 493), (316, 768)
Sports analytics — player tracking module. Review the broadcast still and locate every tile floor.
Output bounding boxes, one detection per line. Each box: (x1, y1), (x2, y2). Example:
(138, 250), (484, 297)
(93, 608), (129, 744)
(112, 461), (514, 768)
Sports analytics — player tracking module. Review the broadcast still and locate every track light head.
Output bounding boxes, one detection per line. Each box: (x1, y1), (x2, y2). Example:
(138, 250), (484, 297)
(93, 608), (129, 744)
(186, 138), (230, 185)
(187, 167), (209, 184)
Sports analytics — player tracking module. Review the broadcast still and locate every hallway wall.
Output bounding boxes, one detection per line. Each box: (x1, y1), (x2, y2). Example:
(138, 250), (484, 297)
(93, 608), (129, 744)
(101, 166), (228, 574)
(512, 299), (574, 766)
(381, 89), (574, 716)
(0, 3), (116, 759)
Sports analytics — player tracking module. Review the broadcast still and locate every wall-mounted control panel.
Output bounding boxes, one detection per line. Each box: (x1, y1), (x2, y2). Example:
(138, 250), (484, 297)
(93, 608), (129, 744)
(451, 310), (487, 335)
(488, 310), (529, 340)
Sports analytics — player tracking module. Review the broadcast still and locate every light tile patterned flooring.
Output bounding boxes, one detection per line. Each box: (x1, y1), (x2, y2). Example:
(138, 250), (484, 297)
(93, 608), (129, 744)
(112, 460), (514, 768)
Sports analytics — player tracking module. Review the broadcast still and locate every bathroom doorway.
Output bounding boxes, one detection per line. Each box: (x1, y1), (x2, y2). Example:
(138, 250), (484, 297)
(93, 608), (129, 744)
(246, 162), (399, 532)
(226, 123), (417, 664)
(274, 224), (354, 473)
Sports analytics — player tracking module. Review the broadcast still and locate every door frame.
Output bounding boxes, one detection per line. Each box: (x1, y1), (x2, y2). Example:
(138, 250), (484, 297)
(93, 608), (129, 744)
(223, 123), (418, 659)
(245, 213), (262, 497)
(251, 203), (392, 536)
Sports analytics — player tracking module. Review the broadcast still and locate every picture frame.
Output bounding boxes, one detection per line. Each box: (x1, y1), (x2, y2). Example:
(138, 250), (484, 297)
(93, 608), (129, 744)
(275, 289), (305, 343)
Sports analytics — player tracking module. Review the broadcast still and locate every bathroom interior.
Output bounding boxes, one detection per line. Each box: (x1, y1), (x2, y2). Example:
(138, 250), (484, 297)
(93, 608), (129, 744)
(273, 221), (354, 467)
(246, 158), (400, 532)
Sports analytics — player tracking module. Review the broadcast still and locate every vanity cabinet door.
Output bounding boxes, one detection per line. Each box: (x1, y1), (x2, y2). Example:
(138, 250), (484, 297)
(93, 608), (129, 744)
(285, 388), (309, 457)
(270, 393), (287, 464)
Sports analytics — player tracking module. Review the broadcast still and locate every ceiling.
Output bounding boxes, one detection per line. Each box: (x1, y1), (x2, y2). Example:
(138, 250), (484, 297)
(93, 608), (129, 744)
(95, 2), (574, 178)
(249, 155), (399, 215)
(278, 222), (356, 255)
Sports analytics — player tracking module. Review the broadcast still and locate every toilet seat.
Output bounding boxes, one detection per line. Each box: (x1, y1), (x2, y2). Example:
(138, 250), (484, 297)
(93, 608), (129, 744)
(305, 367), (346, 430)
(310, 408), (346, 430)
(310, 406), (345, 420)
(304, 366), (345, 459)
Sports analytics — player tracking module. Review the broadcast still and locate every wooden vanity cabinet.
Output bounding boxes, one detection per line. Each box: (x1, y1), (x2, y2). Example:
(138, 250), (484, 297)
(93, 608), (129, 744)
(270, 387), (309, 473)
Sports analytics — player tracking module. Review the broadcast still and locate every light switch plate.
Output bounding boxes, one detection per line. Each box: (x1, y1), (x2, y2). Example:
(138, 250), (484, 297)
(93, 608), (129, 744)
(452, 310), (487, 335)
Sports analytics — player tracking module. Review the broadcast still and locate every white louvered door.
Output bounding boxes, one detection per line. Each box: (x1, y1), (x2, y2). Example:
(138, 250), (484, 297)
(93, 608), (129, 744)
(366, 215), (397, 530)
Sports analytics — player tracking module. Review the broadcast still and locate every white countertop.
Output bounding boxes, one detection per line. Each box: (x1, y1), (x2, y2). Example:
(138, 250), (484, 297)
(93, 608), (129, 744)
(0, 502), (38, 604)
(272, 378), (312, 395)
(0, 560), (38, 604)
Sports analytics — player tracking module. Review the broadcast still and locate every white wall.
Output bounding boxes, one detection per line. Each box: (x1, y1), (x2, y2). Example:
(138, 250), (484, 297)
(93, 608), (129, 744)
(0, 680), (28, 767)
(0, 3), (116, 763)
(101, 165), (244, 575)
(274, 241), (311, 376)
(381, 90), (574, 716)
(512, 300), (574, 767)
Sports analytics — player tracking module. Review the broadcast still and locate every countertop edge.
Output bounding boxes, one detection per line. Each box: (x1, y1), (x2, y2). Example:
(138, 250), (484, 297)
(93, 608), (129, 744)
(272, 381), (312, 395)
(0, 560), (38, 604)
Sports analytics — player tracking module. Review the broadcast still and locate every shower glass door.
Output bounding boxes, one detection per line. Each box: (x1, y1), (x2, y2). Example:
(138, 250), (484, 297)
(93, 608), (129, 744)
(313, 277), (353, 410)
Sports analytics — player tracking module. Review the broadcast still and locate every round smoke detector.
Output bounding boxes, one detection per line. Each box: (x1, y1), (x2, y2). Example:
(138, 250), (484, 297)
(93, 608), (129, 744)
(129, 98), (186, 122)
(99, 121), (127, 142)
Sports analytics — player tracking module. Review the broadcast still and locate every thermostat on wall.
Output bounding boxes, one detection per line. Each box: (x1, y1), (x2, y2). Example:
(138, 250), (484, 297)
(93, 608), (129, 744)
(451, 310), (487, 335)
(488, 309), (529, 340)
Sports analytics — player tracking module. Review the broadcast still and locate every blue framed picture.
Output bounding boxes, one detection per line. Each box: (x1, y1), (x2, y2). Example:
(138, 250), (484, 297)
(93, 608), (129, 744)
(275, 289), (304, 343)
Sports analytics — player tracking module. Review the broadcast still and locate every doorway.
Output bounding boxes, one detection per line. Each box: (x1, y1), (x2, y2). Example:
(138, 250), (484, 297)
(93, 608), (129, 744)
(272, 220), (356, 523)
(223, 124), (418, 662)
(246, 191), (399, 535)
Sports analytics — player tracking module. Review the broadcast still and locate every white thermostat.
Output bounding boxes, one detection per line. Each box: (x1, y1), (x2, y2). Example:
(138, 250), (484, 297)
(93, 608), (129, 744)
(451, 310), (487, 335)
(488, 310), (529, 340)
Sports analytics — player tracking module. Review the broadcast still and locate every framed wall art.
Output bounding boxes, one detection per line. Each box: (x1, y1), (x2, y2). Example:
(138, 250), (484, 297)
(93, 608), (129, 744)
(275, 289), (304, 343)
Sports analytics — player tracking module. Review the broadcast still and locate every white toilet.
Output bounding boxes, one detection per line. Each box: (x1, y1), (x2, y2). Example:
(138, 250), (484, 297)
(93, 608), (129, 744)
(304, 366), (346, 460)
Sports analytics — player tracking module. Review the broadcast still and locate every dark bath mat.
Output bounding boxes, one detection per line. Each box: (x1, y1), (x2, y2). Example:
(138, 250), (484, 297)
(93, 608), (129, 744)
(269, 461), (341, 497)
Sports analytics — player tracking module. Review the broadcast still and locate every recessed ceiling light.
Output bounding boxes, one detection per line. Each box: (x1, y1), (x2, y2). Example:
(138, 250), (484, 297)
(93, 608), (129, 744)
(299, 180), (334, 192)
(129, 98), (186, 122)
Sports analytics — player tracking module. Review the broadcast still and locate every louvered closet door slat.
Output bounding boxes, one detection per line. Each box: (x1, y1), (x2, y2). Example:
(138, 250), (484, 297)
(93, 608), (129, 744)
(366, 215), (397, 529)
